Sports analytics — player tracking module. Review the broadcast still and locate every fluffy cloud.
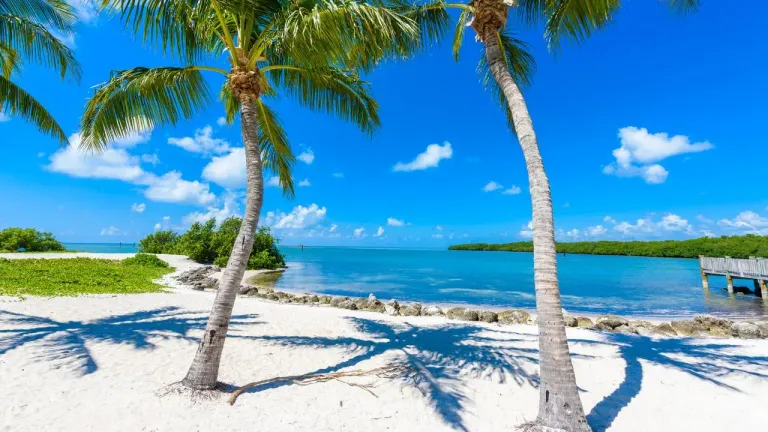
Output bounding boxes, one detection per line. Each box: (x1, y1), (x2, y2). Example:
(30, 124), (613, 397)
(168, 126), (229, 155)
(100, 226), (125, 236)
(387, 217), (405, 227)
(298, 178), (311, 187)
(47, 133), (146, 182)
(144, 171), (216, 206)
(432, 233), (444, 239)
(154, 216), (172, 231)
(483, 181), (503, 192)
(202, 148), (245, 188)
(660, 214), (691, 232)
(67, 0), (99, 22)
(393, 142), (452, 172)
(131, 203), (146, 213)
(566, 229), (580, 238)
(329, 224), (338, 232)
(353, 227), (366, 238)
(502, 186), (522, 195)
(141, 153), (160, 165)
(297, 149), (315, 164)
(604, 216), (616, 224)
(266, 176), (281, 188)
(183, 192), (241, 225)
(113, 130), (152, 148)
(216, 117), (227, 126)
(603, 127), (713, 184)
(374, 226), (384, 237)
(585, 225), (608, 237)
(519, 221), (533, 238)
(435, 225), (443, 231)
(718, 211), (768, 234)
(614, 213), (693, 236)
(265, 204), (327, 229)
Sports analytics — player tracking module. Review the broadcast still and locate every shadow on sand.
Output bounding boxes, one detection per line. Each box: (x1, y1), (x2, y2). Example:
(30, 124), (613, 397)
(0, 307), (261, 376)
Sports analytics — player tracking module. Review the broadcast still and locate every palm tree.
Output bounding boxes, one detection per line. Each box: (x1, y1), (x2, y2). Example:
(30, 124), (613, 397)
(0, 0), (81, 143)
(80, 0), (416, 390)
(398, 0), (700, 430)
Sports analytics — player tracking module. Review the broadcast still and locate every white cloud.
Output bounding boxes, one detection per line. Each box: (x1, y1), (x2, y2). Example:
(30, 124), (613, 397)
(154, 216), (172, 231)
(297, 149), (315, 165)
(502, 185), (522, 195)
(566, 229), (580, 239)
(696, 215), (713, 224)
(387, 217), (405, 227)
(718, 211), (768, 234)
(100, 226), (125, 236)
(182, 192), (241, 225)
(266, 176), (281, 188)
(141, 153), (160, 165)
(67, 0), (99, 23)
(216, 117), (227, 126)
(353, 227), (366, 238)
(585, 225), (607, 237)
(264, 204), (327, 229)
(47, 133), (146, 182)
(435, 225), (443, 231)
(298, 178), (311, 187)
(660, 214), (691, 232)
(519, 221), (533, 238)
(168, 126), (229, 155)
(202, 148), (245, 188)
(603, 127), (713, 184)
(432, 233), (444, 239)
(604, 216), (616, 224)
(144, 171), (216, 205)
(614, 218), (654, 235)
(131, 203), (146, 213)
(374, 226), (384, 237)
(393, 142), (452, 172)
(329, 224), (338, 233)
(113, 130), (152, 148)
(483, 181), (503, 192)
(332, 172), (344, 178)
(0, 112), (10, 122)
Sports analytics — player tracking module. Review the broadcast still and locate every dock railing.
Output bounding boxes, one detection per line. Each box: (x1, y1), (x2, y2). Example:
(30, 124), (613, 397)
(699, 256), (768, 298)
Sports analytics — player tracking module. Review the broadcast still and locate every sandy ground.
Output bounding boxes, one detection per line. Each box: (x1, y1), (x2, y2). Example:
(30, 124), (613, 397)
(2, 254), (768, 431)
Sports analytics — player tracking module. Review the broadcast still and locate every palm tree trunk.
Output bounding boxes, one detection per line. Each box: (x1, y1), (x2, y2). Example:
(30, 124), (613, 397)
(484, 34), (591, 432)
(182, 96), (264, 390)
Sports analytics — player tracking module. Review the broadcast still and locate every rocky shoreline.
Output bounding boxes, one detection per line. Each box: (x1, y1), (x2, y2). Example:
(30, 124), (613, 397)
(176, 267), (768, 340)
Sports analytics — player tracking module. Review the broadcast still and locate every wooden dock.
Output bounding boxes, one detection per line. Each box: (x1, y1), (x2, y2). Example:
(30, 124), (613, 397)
(699, 256), (768, 299)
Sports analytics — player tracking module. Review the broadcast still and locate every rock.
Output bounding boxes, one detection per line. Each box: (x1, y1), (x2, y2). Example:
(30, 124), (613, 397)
(498, 309), (530, 325)
(596, 315), (629, 329)
(190, 283), (205, 291)
(595, 322), (614, 332)
(367, 300), (386, 313)
(635, 326), (655, 337)
(575, 317), (594, 328)
(422, 305), (444, 316)
(563, 315), (578, 327)
(266, 293), (280, 301)
(275, 291), (291, 300)
(446, 307), (467, 320)
(628, 321), (654, 336)
(368, 293), (377, 302)
(463, 310), (480, 322)
(479, 311), (499, 323)
(330, 296), (350, 307)
(387, 299), (400, 310)
(694, 315), (733, 337)
(445, 307), (479, 321)
(754, 321), (768, 338)
(308, 295), (319, 303)
(615, 325), (636, 335)
(670, 320), (704, 337)
(653, 323), (677, 337)
(319, 296), (332, 304)
(353, 298), (369, 310)
(337, 299), (358, 310)
(258, 286), (275, 294)
(384, 304), (400, 316)
(292, 296), (308, 304)
(400, 304), (421, 316)
(731, 322), (762, 339)
(238, 285), (253, 295)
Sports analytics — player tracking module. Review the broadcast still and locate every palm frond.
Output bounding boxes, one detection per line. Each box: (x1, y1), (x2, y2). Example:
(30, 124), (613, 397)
(266, 65), (380, 136)
(0, 42), (22, 77)
(375, 0), (452, 52)
(452, 6), (472, 61)
(0, 0), (75, 31)
(0, 74), (67, 143)
(666, 0), (700, 14)
(0, 14), (81, 80)
(81, 66), (210, 150)
(516, 0), (620, 51)
(477, 30), (536, 131)
(218, 82), (239, 125)
(254, 99), (294, 198)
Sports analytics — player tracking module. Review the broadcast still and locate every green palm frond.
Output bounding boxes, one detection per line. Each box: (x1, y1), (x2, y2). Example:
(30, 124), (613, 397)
(477, 30), (536, 131)
(81, 66), (210, 150)
(265, 65), (380, 136)
(0, 14), (81, 80)
(0, 42), (22, 77)
(254, 99), (294, 198)
(452, 6), (472, 61)
(0, 0), (75, 31)
(516, 0), (620, 50)
(667, 0), (700, 14)
(378, 0), (452, 51)
(218, 82), (239, 125)
(0, 74), (67, 143)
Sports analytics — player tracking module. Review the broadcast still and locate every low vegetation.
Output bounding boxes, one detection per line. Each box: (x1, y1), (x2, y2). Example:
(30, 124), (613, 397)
(0, 228), (66, 252)
(0, 256), (173, 297)
(138, 217), (286, 270)
(449, 235), (768, 259)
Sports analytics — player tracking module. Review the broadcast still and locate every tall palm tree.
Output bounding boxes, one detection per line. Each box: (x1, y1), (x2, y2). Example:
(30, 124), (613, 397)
(399, 0), (700, 430)
(0, 0), (81, 143)
(81, 0), (416, 390)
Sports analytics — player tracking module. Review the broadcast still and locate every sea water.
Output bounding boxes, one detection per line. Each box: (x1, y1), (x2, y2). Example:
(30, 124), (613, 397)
(270, 247), (767, 319)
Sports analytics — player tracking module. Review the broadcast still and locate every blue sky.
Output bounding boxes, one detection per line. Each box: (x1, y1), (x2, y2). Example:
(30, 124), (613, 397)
(1, 1), (767, 246)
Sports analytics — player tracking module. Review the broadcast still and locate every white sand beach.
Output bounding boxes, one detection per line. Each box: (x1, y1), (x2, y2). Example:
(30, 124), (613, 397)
(2, 254), (768, 432)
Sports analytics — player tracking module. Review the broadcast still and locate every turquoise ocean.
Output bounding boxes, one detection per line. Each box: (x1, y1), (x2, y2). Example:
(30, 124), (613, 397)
(64, 243), (767, 318)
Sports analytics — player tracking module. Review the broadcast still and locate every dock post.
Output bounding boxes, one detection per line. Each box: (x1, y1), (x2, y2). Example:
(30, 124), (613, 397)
(701, 271), (710, 291)
(726, 275), (734, 294)
(759, 279), (768, 300)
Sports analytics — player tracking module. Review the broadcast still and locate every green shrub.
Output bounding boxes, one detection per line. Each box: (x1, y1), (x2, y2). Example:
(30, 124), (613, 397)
(0, 228), (66, 252)
(136, 218), (285, 270)
(123, 253), (169, 268)
(138, 230), (178, 254)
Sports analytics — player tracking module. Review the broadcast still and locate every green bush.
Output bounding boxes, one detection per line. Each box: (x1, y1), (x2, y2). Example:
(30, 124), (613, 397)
(137, 217), (285, 270)
(123, 253), (169, 268)
(0, 228), (66, 252)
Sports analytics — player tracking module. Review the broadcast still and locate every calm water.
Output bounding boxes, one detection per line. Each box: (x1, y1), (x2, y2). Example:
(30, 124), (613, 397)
(63, 243), (139, 253)
(266, 247), (768, 319)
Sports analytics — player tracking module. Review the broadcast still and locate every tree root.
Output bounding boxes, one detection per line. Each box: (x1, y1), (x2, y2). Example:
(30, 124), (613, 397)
(228, 364), (413, 405)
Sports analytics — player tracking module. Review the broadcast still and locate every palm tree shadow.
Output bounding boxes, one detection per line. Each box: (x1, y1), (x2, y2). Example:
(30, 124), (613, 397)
(0, 307), (261, 376)
(236, 317), (545, 431)
(583, 334), (768, 431)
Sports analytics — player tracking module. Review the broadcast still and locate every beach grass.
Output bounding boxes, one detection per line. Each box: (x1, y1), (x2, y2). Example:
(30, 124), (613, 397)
(0, 257), (173, 297)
